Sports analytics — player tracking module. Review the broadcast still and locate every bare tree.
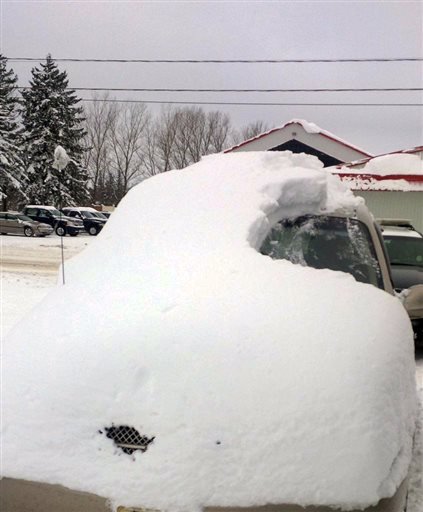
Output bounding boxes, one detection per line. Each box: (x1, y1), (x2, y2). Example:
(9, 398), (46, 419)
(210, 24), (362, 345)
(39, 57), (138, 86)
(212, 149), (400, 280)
(208, 111), (231, 153)
(142, 107), (179, 177)
(83, 94), (117, 204)
(231, 120), (270, 146)
(143, 106), (233, 177)
(108, 102), (150, 203)
(84, 101), (265, 202)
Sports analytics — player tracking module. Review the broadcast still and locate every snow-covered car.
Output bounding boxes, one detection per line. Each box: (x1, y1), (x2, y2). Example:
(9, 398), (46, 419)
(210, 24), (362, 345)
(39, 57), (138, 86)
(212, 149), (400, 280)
(22, 205), (84, 236)
(61, 206), (107, 235)
(2, 152), (417, 512)
(378, 219), (423, 345)
(0, 211), (53, 237)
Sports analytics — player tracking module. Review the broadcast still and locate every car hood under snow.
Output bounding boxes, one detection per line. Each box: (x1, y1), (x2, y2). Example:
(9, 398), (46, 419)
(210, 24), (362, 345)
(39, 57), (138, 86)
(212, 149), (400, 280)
(2, 151), (416, 511)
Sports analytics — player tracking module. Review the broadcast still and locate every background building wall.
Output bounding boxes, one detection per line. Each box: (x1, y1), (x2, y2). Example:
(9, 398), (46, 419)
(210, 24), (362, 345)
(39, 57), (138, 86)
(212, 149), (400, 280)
(356, 191), (423, 232)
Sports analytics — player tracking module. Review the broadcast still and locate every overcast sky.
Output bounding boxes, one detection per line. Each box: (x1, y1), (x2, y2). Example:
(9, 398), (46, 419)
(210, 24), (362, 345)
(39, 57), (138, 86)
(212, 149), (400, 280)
(1, 0), (422, 155)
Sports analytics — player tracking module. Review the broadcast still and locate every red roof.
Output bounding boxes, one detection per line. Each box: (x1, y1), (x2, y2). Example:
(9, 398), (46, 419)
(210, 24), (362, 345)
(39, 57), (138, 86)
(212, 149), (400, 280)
(337, 172), (423, 183)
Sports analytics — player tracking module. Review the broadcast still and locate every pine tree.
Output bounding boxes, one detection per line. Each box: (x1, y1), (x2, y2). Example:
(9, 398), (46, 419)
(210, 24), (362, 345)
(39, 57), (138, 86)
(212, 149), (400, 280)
(21, 55), (89, 207)
(0, 55), (28, 210)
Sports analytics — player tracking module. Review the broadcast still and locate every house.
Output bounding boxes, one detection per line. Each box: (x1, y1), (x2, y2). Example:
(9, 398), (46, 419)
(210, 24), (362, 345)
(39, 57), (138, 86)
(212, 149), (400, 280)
(225, 119), (372, 166)
(331, 147), (423, 232)
(225, 120), (422, 231)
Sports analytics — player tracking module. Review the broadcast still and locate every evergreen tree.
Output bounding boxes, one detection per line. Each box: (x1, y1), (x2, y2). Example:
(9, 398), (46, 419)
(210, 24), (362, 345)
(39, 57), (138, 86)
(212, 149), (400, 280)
(21, 55), (89, 207)
(0, 55), (28, 210)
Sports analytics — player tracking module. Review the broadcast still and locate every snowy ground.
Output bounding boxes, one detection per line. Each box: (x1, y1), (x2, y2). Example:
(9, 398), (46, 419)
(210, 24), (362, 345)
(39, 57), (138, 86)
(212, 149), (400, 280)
(1, 233), (422, 508)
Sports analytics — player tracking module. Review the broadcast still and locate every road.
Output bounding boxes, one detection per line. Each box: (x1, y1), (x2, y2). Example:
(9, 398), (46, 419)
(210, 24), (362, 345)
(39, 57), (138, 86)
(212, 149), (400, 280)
(1, 233), (91, 273)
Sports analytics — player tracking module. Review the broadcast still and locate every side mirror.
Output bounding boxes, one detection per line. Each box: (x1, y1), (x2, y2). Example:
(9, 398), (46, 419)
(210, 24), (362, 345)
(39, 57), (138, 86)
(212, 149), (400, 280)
(402, 284), (423, 320)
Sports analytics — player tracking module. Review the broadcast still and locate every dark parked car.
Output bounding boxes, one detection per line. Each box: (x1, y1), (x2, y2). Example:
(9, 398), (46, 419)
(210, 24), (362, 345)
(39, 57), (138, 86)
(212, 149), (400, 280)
(22, 205), (84, 236)
(61, 207), (107, 236)
(0, 212), (54, 237)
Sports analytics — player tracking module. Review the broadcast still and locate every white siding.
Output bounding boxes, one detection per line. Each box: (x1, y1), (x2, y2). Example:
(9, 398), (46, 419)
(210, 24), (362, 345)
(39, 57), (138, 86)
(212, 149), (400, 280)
(230, 124), (369, 162)
(356, 191), (423, 231)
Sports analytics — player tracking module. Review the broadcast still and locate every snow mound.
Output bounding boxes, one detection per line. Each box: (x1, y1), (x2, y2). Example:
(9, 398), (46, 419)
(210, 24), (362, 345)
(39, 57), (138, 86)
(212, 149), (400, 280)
(2, 151), (416, 511)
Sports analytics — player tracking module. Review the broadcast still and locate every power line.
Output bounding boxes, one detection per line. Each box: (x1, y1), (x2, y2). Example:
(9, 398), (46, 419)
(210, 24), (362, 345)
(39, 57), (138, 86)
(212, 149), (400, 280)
(80, 98), (423, 107)
(8, 57), (423, 64)
(16, 86), (423, 93)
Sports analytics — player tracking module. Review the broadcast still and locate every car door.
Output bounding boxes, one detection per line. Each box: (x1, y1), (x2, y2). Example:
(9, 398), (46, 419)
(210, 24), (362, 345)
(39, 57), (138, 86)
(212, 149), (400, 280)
(25, 207), (40, 222)
(38, 209), (53, 227)
(5, 214), (21, 234)
(0, 213), (8, 234)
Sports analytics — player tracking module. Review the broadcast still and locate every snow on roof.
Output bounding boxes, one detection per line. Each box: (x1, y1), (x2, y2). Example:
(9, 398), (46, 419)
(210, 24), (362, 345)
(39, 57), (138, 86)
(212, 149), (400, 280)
(62, 206), (98, 212)
(2, 151), (416, 511)
(382, 227), (422, 238)
(345, 146), (423, 168)
(225, 119), (373, 157)
(25, 205), (58, 209)
(332, 151), (423, 191)
(343, 152), (423, 176)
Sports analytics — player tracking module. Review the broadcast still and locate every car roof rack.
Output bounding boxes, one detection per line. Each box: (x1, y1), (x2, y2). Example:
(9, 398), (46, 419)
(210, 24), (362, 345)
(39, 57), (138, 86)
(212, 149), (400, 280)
(377, 219), (414, 228)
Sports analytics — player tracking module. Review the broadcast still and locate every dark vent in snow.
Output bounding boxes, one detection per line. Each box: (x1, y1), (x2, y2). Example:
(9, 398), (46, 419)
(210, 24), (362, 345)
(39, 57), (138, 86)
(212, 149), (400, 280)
(102, 425), (155, 455)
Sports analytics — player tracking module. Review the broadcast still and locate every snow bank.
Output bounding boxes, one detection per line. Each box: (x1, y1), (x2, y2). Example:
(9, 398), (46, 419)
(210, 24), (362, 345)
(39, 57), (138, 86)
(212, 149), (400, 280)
(2, 152), (416, 511)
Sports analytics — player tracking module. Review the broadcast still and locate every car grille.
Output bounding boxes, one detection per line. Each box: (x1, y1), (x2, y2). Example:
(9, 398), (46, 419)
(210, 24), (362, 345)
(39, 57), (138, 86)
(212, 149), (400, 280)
(101, 425), (155, 455)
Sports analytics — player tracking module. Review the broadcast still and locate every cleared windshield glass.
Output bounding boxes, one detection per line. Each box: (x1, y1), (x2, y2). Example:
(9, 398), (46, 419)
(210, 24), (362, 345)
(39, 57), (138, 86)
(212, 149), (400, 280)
(384, 236), (423, 267)
(260, 215), (383, 288)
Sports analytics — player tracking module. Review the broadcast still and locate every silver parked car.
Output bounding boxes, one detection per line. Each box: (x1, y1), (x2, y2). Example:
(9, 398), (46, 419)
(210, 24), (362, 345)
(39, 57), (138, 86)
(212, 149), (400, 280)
(0, 212), (54, 237)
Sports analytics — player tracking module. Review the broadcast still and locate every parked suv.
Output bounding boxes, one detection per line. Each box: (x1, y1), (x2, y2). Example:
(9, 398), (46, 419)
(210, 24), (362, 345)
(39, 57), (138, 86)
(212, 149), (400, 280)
(378, 219), (423, 344)
(61, 207), (107, 236)
(22, 205), (84, 236)
(0, 212), (53, 237)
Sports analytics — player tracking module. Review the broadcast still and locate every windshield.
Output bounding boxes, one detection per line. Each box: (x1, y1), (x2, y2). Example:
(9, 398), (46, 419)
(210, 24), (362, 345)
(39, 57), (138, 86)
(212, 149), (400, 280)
(16, 214), (33, 222)
(80, 211), (97, 219)
(92, 211), (107, 219)
(383, 236), (423, 267)
(260, 215), (383, 289)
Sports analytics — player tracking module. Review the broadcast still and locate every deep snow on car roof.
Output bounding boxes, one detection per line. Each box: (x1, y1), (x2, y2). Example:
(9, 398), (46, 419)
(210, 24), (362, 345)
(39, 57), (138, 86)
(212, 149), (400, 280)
(25, 205), (58, 210)
(2, 152), (416, 511)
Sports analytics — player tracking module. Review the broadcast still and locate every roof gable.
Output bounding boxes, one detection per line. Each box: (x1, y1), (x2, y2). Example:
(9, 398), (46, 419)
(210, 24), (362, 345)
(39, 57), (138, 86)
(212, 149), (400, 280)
(225, 119), (373, 166)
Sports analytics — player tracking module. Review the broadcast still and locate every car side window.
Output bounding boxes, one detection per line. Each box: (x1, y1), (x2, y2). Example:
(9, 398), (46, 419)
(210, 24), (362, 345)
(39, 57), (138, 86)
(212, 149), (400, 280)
(25, 208), (38, 216)
(0, 213), (6, 219)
